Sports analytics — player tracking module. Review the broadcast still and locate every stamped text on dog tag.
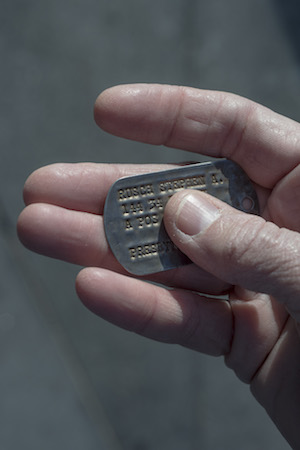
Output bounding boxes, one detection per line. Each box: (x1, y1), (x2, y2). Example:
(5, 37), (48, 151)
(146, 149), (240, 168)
(104, 160), (259, 275)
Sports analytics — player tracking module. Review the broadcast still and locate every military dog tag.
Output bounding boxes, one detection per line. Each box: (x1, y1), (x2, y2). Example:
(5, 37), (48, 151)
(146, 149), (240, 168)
(104, 160), (259, 275)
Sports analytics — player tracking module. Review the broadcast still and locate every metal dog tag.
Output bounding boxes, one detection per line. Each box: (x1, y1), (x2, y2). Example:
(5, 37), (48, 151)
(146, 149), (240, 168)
(104, 160), (259, 275)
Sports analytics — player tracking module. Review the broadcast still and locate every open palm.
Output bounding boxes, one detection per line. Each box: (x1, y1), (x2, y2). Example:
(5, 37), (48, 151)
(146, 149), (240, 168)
(18, 84), (300, 448)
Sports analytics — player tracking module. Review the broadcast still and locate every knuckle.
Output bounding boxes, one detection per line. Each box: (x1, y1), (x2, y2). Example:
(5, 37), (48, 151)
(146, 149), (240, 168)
(221, 218), (279, 283)
(219, 216), (300, 297)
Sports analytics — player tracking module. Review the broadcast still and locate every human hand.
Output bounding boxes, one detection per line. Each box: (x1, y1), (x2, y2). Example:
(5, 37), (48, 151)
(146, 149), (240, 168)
(18, 84), (300, 448)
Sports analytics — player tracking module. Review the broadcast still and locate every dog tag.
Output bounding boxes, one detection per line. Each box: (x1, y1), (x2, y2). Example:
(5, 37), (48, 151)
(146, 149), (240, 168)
(104, 160), (259, 275)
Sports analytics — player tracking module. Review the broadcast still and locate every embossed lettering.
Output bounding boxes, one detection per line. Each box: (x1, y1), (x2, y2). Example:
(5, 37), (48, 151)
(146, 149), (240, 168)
(121, 202), (144, 215)
(136, 214), (159, 228)
(159, 175), (206, 193)
(211, 172), (224, 185)
(125, 219), (133, 230)
(148, 197), (164, 210)
(129, 240), (177, 260)
(118, 183), (154, 200)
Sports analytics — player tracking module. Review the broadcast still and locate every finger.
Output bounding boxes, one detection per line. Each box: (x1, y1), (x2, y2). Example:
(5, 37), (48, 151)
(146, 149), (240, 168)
(76, 267), (232, 356)
(22, 161), (271, 225)
(225, 289), (288, 383)
(164, 189), (300, 323)
(23, 162), (177, 213)
(18, 203), (105, 266)
(17, 202), (230, 294)
(266, 163), (300, 232)
(250, 317), (300, 450)
(95, 84), (300, 188)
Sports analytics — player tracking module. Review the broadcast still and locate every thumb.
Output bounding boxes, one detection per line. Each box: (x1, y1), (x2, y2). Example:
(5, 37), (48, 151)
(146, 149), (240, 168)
(164, 190), (300, 322)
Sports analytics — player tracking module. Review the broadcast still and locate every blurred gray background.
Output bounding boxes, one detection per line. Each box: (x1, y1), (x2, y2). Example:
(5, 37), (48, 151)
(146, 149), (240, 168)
(1, 0), (299, 448)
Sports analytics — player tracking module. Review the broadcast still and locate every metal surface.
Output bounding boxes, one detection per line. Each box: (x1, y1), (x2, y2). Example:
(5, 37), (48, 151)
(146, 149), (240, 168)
(104, 160), (259, 275)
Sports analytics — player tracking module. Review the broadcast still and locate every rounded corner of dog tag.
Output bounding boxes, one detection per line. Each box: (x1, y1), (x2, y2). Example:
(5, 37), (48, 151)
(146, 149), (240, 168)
(103, 160), (259, 275)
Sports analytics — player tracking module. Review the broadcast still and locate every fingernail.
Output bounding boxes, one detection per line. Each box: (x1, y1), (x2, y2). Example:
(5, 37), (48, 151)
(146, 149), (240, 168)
(175, 194), (220, 236)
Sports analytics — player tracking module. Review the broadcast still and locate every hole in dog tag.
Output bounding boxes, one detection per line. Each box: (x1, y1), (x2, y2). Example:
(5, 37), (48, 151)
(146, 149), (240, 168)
(104, 159), (259, 275)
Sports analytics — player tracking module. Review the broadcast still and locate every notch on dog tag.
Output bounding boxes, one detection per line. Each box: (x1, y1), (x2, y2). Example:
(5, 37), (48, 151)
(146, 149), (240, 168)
(104, 160), (259, 275)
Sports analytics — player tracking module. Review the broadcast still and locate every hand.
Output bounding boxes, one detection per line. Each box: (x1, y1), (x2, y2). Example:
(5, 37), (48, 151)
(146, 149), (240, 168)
(17, 84), (300, 448)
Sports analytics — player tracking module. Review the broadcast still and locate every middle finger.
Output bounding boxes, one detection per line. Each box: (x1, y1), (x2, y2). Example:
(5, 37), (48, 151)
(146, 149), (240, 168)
(18, 202), (231, 295)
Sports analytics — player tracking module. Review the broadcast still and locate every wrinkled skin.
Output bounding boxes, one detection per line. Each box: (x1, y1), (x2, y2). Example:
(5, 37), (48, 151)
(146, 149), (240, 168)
(18, 84), (300, 448)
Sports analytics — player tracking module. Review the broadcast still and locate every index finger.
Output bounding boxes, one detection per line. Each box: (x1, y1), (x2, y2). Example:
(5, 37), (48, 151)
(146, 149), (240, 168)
(23, 162), (177, 214)
(94, 84), (300, 188)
